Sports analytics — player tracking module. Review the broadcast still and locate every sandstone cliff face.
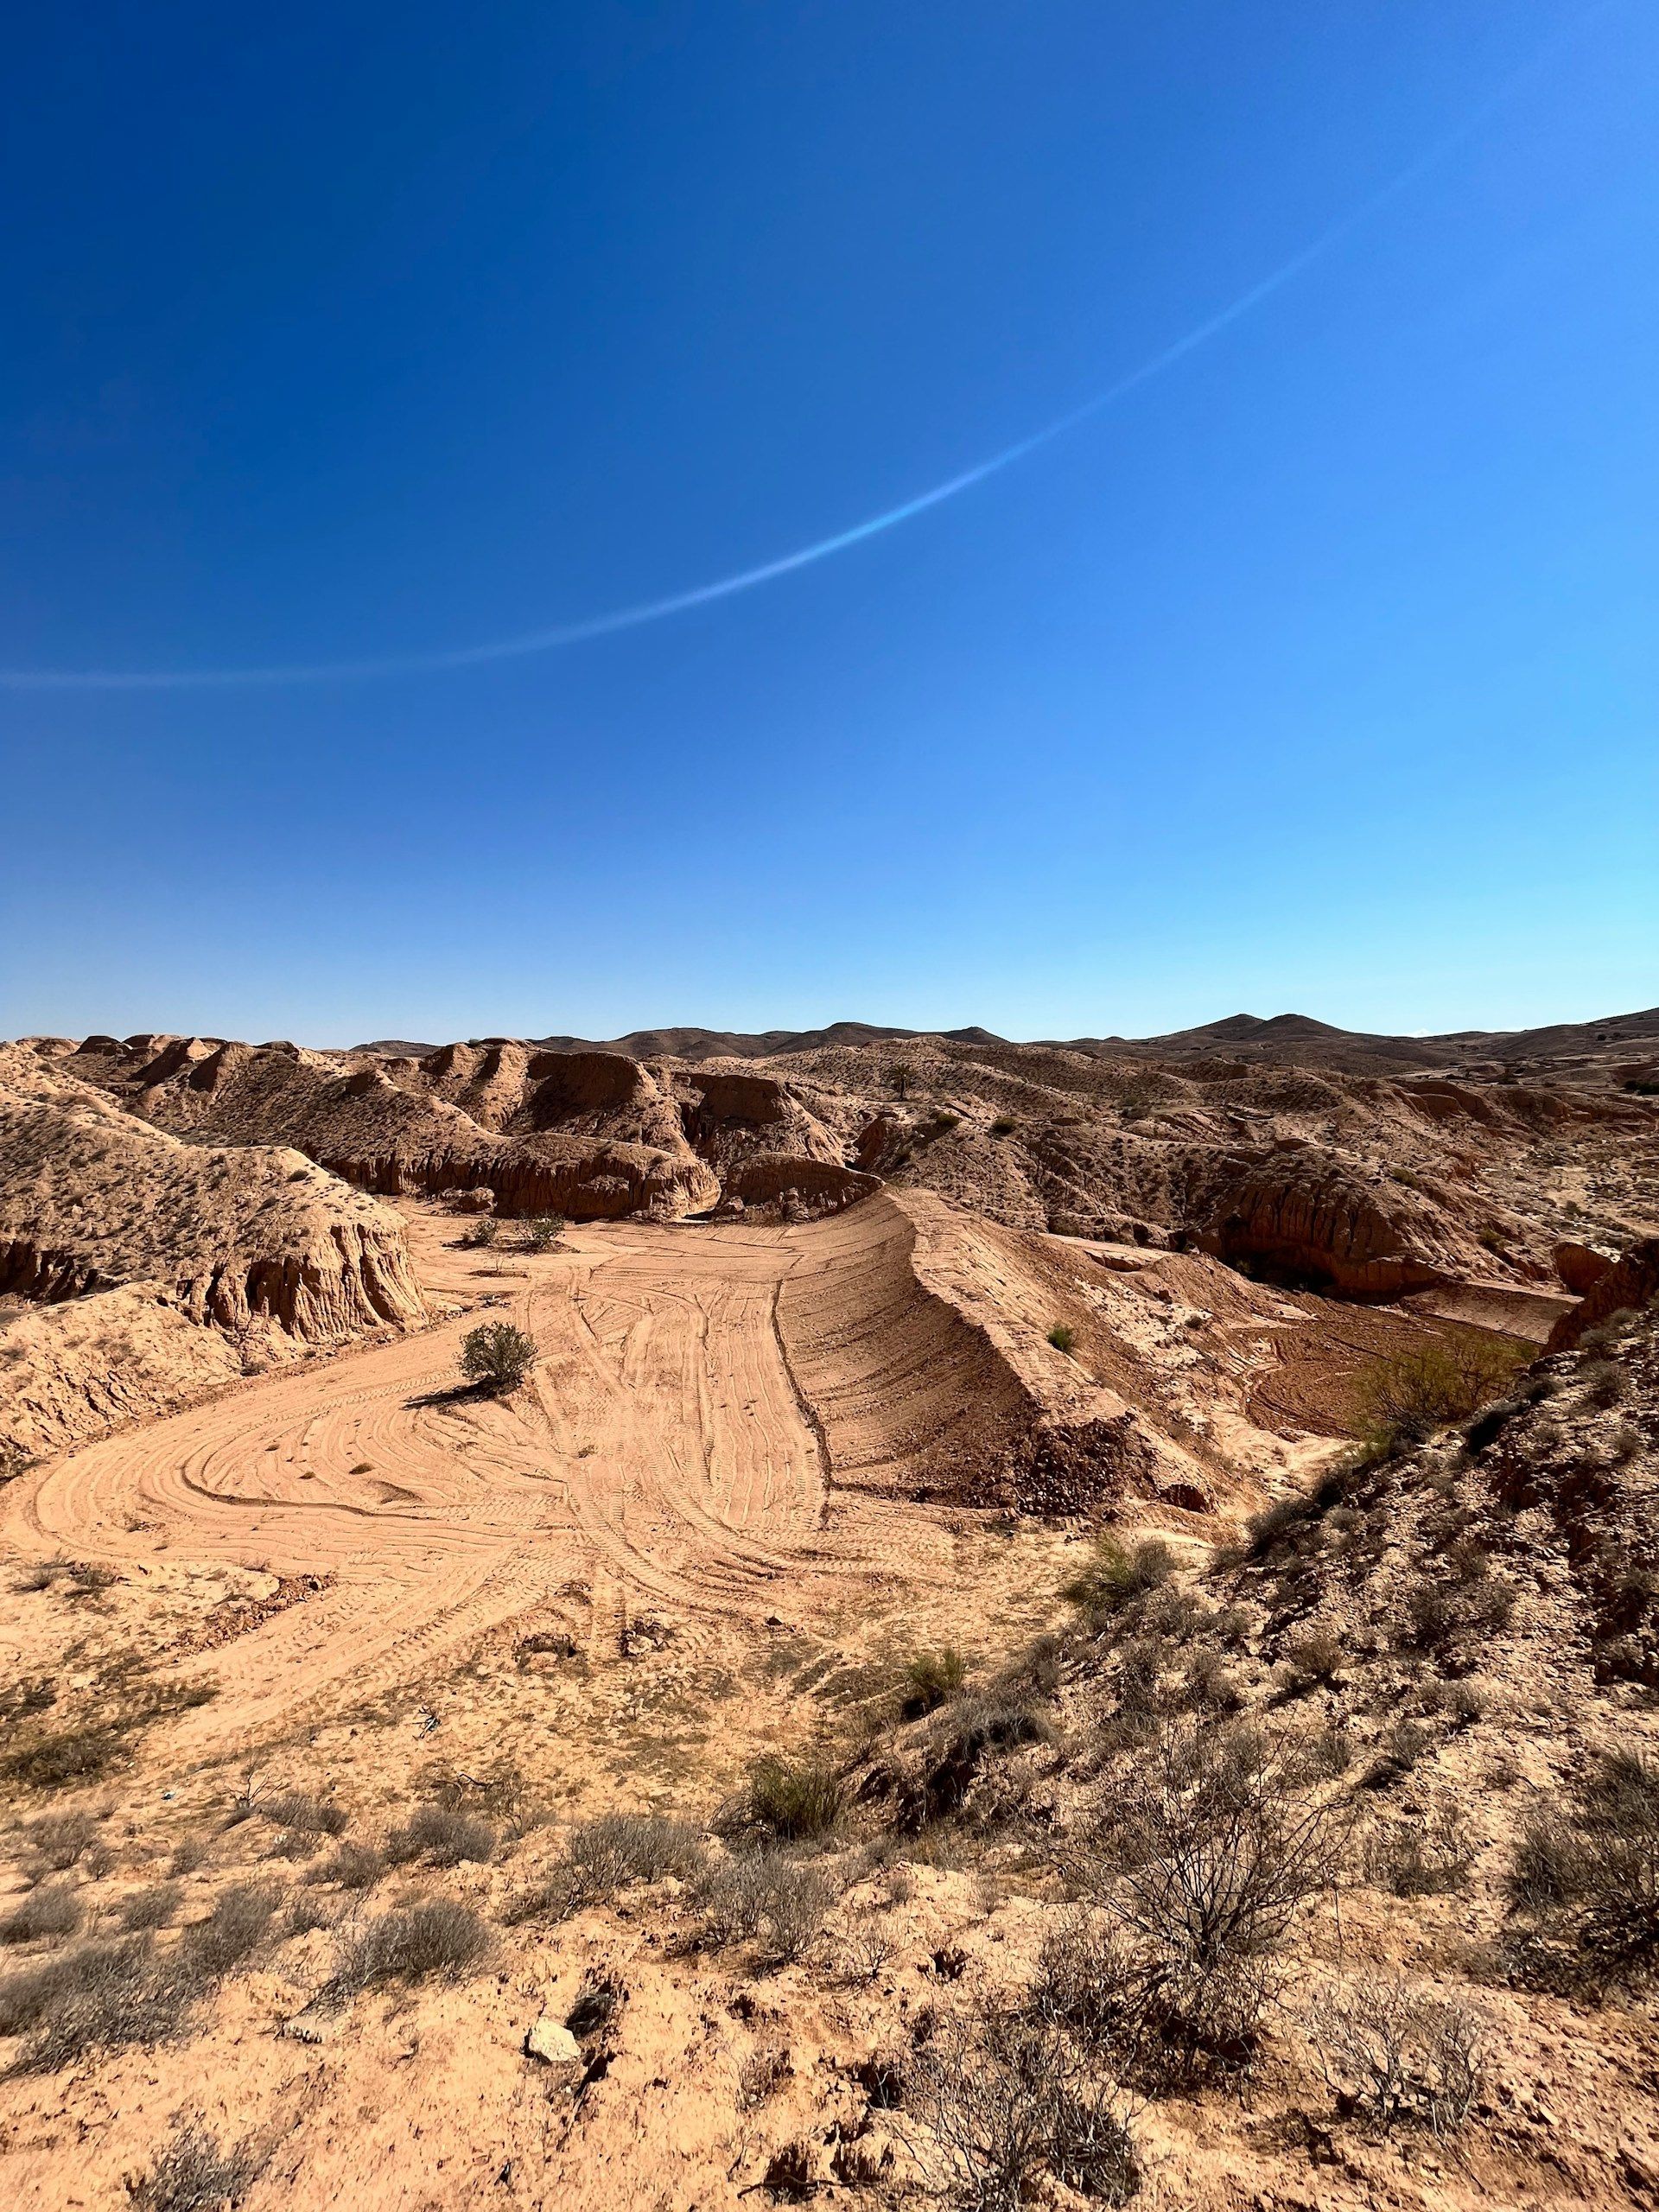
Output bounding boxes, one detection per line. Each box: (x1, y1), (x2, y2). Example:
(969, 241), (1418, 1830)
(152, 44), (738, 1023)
(1183, 1146), (1471, 1297)
(0, 1061), (430, 1457)
(0, 1067), (426, 1345)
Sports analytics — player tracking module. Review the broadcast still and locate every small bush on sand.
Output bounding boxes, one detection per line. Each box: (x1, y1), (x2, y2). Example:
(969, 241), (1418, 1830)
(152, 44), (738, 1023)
(1063, 1539), (1174, 1628)
(1068, 1717), (1351, 2075)
(1306, 1977), (1485, 2135)
(0, 1936), (177, 2070)
(747, 1754), (843, 1843)
(261, 1790), (347, 1838)
(692, 1852), (836, 1967)
(522, 1215), (567, 1251)
(1506, 1748), (1659, 1982)
(1, 1722), (124, 1790)
(462, 1216), (499, 1249)
(459, 1321), (539, 1395)
(24, 1811), (99, 1870)
(118, 1885), (183, 1932)
(336, 1899), (490, 1992)
(308, 1841), (385, 1891)
(385, 1802), (495, 1868)
(1047, 1324), (1077, 1354)
(900, 1648), (966, 1719)
(505, 1812), (704, 1923)
(1367, 1805), (1475, 1897)
(0, 1887), (83, 1945)
(131, 2122), (265, 2212)
(179, 1883), (279, 1975)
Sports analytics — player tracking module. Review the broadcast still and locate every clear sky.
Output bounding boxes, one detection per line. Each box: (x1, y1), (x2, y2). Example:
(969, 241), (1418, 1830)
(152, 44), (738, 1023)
(3, 1), (1655, 1046)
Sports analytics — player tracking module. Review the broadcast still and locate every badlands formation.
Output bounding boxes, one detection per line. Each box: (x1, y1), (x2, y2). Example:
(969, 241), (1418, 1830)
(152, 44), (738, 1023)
(0, 1014), (1656, 2211)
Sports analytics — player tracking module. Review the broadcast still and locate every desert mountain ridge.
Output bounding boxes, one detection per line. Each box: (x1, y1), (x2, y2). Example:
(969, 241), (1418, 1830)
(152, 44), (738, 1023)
(347, 1003), (1659, 1081)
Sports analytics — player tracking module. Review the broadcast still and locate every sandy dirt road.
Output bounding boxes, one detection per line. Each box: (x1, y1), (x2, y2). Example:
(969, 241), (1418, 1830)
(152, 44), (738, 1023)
(0, 1209), (888, 1756)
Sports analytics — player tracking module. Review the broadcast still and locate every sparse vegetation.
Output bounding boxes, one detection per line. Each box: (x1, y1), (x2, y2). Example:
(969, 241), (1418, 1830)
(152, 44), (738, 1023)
(746, 1752), (843, 1842)
(1063, 1537), (1174, 1627)
(1506, 1749), (1659, 1984)
(459, 1319), (539, 1395)
(1046, 1323), (1077, 1354)
(899, 1646), (966, 1719)
(904, 1999), (1141, 2208)
(691, 1851), (836, 1966)
(336, 1898), (490, 1992)
(1351, 1337), (1527, 1453)
(1306, 1978), (1485, 2135)
(130, 2122), (265, 2212)
(0, 1886), (83, 1945)
(385, 1802), (495, 1867)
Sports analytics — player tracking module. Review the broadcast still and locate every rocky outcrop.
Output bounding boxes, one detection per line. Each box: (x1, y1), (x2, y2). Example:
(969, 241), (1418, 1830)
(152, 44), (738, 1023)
(720, 1155), (879, 1217)
(0, 1069), (426, 1343)
(1547, 1235), (1659, 1353)
(1185, 1147), (1467, 1297)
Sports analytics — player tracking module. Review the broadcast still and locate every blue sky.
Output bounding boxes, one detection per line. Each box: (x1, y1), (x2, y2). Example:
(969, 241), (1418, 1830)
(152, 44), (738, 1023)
(2, 1), (1655, 1046)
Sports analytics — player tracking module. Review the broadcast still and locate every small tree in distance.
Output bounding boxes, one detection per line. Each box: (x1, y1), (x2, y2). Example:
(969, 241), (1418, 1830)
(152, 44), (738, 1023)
(460, 1322), (539, 1396)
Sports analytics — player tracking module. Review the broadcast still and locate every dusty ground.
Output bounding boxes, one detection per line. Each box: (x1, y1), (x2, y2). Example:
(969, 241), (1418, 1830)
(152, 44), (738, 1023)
(0, 1123), (1655, 2208)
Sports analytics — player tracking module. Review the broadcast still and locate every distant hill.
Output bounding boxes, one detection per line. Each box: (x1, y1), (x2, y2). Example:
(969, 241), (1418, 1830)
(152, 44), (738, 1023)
(353, 1007), (1659, 1079)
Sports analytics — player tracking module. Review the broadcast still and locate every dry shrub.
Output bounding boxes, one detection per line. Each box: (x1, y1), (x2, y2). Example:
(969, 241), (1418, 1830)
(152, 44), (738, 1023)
(335, 1898), (490, 1992)
(1280, 1627), (1343, 1693)
(505, 1812), (703, 1922)
(0, 1886), (83, 1945)
(261, 1790), (347, 1839)
(1306, 1977), (1485, 2133)
(118, 1884), (183, 1932)
(1367, 1805), (1475, 1897)
(902, 2000), (1140, 2209)
(1067, 1716), (1350, 2075)
(692, 1852), (836, 1967)
(22, 1810), (99, 1870)
(0, 1936), (177, 2070)
(385, 1802), (494, 1868)
(130, 2121), (264, 2212)
(179, 1882), (279, 1975)
(1, 1722), (124, 1790)
(1507, 1749), (1659, 1983)
(308, 1840), (385, 1891)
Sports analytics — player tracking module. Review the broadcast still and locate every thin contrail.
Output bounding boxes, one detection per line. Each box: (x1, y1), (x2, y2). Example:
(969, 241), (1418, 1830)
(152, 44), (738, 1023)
(0, 5), (1620, 692)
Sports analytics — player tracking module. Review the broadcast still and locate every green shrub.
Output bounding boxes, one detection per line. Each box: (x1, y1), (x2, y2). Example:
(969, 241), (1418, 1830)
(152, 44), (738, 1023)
(459, 1320), (539, 1395)
(900, 1648), (966, 1719)
(1063, 1538), (1174, 1627)
(1351, 1338), (1526, 1452)
(1047, 1324), (1077, 1354)
(747, 1754), (843, 1842)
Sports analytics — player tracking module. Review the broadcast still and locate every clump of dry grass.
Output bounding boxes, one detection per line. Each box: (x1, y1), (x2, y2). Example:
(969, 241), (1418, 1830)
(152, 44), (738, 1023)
(0, 1887), (83, 1946)
(335, 1898), (490, 1992)
(130, 2121), (265, 2212)
(385, 1802), (494, 1868)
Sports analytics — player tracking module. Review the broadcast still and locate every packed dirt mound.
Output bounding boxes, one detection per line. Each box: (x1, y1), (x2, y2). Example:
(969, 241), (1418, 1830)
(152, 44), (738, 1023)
(0, 1285), (245, 1461)
(0, 1057), (425, 1458)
